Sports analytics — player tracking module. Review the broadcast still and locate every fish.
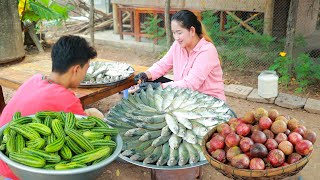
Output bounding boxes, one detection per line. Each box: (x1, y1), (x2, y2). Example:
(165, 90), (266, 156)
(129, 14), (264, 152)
(175, 116), (192, 130)
(143, 145), (162, 164)
(182, 130), (197, 144)
(165, 114), (179, 134)
(178, 143), (189, 166)
(162, 92), (175, 110)
(191, 121), (208, 137)
(167, 147), (179, 166)
(168, 134), (182, 150)
(160, 125), (172, 137)
(154, 94), (164, 112)
(152, 135), (171, 147)
(183, 141), (200, 164)
(176, 124), (187, 138)
(139, 130), (162, 141)
(172, 110), (202, 120)
(194, 118), (220, 127)
(156, 143), (170, 166)
(124, 128), (147, 137)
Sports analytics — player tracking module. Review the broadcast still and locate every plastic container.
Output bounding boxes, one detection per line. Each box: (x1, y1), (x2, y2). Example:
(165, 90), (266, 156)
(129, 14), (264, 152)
(258, 70), (279, 98)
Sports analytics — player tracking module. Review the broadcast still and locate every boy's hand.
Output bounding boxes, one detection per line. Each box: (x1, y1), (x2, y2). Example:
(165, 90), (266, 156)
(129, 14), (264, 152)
(85, 108), (104, 119)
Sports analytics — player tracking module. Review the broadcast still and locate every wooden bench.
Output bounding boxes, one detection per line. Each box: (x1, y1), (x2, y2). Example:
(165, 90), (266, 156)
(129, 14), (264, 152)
(0, 59), (148, 113)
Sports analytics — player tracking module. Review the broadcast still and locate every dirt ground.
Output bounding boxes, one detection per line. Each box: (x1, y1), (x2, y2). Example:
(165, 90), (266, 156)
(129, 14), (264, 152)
(1, 45), (320, 180)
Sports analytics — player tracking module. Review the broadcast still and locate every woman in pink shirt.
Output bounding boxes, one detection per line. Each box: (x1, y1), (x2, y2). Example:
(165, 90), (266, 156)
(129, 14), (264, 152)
(135, 10), (226, 101)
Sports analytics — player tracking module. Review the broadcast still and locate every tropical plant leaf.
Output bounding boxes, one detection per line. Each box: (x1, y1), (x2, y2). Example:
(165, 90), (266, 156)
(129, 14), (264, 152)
(29, 1), (62, 20)
(49, 2), (69, 19)
(38, 0), (50, 6)
(23, 11), (40, 22)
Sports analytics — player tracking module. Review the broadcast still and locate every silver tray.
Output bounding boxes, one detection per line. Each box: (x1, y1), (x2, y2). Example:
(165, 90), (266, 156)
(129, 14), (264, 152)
(118, 154), (208, 170)
(79, 73), (134, 88)
(117, 109), (237, 170)
(79, 62), (135, 88)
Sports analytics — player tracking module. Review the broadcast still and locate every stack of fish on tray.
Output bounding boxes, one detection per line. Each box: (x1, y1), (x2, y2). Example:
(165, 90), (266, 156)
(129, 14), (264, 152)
(105, 85), (235, 167)
(82, 61), (134, 85)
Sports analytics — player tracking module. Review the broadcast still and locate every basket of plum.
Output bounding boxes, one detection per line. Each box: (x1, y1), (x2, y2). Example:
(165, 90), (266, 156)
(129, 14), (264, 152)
(202, 108), (315, 180)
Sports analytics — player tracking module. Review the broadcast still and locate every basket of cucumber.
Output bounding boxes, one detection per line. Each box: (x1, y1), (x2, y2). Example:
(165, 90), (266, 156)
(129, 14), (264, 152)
(0, 111), (122, 180)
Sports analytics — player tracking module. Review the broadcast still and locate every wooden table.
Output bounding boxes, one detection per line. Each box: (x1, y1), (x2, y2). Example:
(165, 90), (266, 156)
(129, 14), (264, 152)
(0, 59), (148, 113)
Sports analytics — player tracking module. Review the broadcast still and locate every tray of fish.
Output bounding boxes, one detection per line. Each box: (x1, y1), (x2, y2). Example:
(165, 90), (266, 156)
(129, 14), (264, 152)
(105, 85), (237, 170)
(80, 61), (135, 87)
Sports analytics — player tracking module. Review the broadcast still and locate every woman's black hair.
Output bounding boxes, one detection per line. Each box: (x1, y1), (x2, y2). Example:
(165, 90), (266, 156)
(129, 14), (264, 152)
(51, 35), (97, 74)
(171, 10), (213, 43)
(171, 10), (202, 37)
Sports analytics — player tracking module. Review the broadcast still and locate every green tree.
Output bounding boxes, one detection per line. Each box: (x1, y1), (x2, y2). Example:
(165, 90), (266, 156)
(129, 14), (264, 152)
(19, 0), (73, 52)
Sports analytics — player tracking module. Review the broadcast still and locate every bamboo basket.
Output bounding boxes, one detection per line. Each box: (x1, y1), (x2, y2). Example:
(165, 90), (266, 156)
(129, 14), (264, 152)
(201, 127), (313, 180)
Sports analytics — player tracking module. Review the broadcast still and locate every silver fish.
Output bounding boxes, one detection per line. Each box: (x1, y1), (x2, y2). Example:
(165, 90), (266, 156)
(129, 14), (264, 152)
(178, 143), (189, 166)
(161, 125), (172, 137)
(172, 110), (202, 120)
(162, 92), (175, 110)
(156, 143), (170, 166)
(168, 134), (182, 150)
(176, 124), (187, 138)
(167, 147), (179, 166)
(182, 130), (197, 144)
(165, 114), (179, 134)
(154, 94), (164, 112)
(194, 118), (219, 127)
(175, 116), (192, 130)
(183, 141), (200, 164)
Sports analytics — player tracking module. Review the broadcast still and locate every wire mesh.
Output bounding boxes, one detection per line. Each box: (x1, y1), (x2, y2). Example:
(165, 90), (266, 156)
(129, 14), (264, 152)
(132, 0), (319, 72)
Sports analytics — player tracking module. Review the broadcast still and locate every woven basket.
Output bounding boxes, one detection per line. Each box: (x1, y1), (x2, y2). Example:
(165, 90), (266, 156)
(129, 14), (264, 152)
(201, 127), (312, 180)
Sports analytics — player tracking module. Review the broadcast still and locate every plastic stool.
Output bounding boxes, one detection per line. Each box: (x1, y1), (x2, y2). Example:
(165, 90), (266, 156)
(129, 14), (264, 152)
(122, 89), (129, 99)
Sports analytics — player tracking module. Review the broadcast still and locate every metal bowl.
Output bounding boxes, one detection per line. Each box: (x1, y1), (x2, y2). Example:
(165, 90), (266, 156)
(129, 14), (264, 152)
(0, 115), (122, 180)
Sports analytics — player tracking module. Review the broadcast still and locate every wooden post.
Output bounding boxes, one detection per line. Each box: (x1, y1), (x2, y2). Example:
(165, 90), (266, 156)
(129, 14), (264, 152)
(263, 0), (275, 35)
(285, 0), (299, 68)
(220, 11), (226, 32)
(89, 0), (94, 46)
(113, 3), (119, 34)
(165, 0), (172, 50)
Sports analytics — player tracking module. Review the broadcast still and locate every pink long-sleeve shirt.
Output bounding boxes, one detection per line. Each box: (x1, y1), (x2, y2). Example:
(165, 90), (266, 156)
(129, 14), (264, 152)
(147, 38), (226, 101)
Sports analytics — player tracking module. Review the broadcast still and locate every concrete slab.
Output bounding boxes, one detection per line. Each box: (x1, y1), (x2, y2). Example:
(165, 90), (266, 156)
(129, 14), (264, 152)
(304, 98), (320, 114)
(247, 89), (275, 104)
(275, 93), (307, 109)
(225, 84), (253, 99)
(79, 30), (166, 54)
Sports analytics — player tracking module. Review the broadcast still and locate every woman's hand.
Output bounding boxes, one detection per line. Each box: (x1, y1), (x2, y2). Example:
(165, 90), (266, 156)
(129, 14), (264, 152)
(137, 82), (161, 92)
(134, 72), (149, 84)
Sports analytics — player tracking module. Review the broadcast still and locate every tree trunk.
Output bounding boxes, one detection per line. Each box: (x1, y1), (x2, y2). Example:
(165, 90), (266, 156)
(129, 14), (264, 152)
(165, 0), (172, 50)
(25, 22), (44, 52)
(284, 0), (299, 75)
(89, 0), (95, 46)
(0, 0), (25, 64)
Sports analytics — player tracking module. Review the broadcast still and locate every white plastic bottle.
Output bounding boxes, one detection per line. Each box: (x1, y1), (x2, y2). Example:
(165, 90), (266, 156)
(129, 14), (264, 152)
(258, 70), (279, 98)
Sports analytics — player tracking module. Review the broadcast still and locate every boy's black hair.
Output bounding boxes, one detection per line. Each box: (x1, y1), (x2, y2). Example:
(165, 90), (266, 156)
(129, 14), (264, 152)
(51, 35), (97, 74)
